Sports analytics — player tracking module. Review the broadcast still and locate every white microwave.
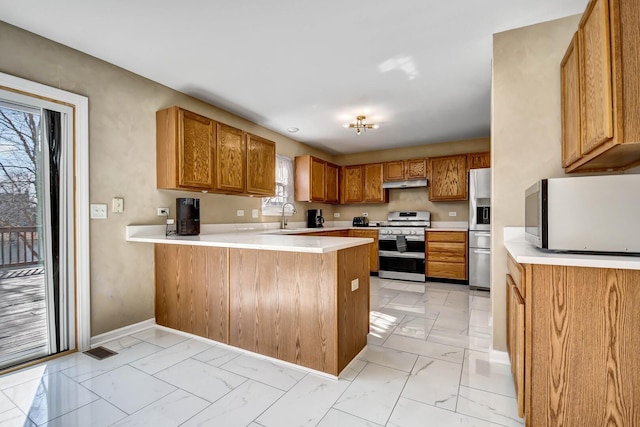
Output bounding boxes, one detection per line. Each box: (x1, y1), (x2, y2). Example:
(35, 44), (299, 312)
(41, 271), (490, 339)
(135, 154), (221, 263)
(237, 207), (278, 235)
(524, 174), (640, 254)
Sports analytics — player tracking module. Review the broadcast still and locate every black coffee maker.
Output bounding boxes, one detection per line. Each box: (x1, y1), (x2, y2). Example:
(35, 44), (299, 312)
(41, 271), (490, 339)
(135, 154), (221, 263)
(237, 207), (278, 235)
(176, 198), (200, 235)
(307, 209), (324, 228)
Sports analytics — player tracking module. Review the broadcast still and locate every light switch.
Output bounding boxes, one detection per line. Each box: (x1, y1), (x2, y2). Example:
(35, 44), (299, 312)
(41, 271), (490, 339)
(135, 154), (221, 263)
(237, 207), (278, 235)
(90, 203), (108, 219)
(252, 209), (259, 218)
(351, 278), (359, 291)
(112, 197), (124, 213)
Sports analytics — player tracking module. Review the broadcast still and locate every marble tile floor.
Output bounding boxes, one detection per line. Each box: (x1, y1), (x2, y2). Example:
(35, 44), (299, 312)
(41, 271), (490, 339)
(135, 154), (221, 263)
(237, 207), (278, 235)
(0, 278), (522, 426)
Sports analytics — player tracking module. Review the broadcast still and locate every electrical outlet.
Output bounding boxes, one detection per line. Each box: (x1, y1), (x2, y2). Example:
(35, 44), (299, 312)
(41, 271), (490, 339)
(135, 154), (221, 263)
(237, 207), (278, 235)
(90, 204), (108, 219)
(362, 212), (369, 217)
(237, 210), (245, 217)
(351, 278), (359, 291)
(112, 197), (124, 213)
(157, 207), (169, 216)
(449, 212), (457, 217)
(333, 212), (341, 218)
(252, 209), (259, 219)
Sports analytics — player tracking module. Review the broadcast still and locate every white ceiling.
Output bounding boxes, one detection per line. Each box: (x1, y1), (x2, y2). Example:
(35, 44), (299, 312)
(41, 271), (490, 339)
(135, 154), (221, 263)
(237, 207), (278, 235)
(0, 0), (587, 154)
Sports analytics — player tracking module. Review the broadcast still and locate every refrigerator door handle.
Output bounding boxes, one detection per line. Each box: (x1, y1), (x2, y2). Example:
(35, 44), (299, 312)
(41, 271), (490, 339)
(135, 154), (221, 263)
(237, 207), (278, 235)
(471, 232), (491, 237)
(473, 249), (492, 254)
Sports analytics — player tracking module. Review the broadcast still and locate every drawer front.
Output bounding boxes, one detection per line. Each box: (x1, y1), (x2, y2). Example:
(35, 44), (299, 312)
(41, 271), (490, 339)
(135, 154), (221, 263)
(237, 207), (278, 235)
(507, 253), (524, 297)
(427, 261), (466, 280)
(427, 242), (466, 256)
(428, 252), (465, 263)
(350, 229), (378, 239)
(427, 231), (467, 243)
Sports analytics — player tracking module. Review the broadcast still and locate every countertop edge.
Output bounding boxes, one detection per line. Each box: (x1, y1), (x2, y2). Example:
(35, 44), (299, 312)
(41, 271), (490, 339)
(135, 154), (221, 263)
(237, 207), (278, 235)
(504, 228), (640, 270)
(126, 227), (373, 253)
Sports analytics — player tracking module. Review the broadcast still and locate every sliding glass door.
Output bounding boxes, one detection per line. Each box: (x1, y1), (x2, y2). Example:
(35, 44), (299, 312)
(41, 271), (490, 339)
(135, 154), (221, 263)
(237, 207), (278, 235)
(0, 89), (75, 369)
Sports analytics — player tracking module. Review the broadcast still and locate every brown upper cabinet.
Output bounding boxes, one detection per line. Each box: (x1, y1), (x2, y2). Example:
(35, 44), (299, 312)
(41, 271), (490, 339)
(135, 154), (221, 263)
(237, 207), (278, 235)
(363, 163), (388, 203)
(341, 163), (388, 204)
(156, 106), (275, 196)
(467, 152), (491, 170)
(294, 155), (340, 204)
(215, 123), (246, 193)
(428, 155), (468, 201)
(561, 0), (640, 172)
(246, 133), (276, 196)
(561, 33), (582, 167)
(157, 106), (215, 191)
(325, 162), (340, 204)
(383, 158), (427, 181)
(341, 165), (364, 204)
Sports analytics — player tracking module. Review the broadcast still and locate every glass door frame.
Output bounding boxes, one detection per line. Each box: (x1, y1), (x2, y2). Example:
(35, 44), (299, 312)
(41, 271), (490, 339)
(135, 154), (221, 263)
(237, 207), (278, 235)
(0, 72), (90, 354)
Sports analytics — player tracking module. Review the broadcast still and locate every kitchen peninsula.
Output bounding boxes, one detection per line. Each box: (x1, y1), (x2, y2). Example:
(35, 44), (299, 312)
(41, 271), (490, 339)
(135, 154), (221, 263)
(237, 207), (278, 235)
(126, 225), (373, 376)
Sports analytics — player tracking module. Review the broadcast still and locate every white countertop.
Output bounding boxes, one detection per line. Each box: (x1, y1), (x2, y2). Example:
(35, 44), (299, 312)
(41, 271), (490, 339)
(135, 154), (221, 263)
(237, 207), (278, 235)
(504, 227), (640, 270)
(126, 225), (373, 254)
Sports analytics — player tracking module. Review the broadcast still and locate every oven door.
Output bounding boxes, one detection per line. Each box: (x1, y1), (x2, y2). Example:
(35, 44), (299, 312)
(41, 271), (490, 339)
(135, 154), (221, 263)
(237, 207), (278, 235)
(378, 235), (426, 282)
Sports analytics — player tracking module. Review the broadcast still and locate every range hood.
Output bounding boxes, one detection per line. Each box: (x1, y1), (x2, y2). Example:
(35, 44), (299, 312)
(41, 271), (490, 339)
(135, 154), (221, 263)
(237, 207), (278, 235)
(382, 179), (428, 189)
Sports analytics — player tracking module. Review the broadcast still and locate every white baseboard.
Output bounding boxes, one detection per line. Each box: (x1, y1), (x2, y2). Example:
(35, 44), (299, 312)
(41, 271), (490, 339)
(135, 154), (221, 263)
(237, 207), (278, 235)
(90, 318), (156, 348)
(490, 348), (510, 365)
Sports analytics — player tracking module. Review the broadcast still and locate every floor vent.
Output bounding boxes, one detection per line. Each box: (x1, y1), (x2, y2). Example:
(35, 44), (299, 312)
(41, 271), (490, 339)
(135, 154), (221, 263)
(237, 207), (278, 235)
(83, 346), (118, 360)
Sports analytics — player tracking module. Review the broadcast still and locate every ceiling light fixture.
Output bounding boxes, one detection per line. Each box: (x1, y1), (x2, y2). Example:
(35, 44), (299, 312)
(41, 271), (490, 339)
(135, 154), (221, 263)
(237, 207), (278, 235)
(286, 127), (299, 133)
(343, 115), (379, 135)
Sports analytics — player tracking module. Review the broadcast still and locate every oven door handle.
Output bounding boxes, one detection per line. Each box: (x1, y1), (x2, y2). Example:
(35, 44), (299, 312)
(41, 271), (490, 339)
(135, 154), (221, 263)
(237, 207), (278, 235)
(378, 235), (425, 241)
(379, 250), (425, 259)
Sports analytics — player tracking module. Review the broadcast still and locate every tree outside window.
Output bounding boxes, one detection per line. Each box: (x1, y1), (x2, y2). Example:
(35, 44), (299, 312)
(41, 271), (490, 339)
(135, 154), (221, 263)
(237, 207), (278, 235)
(262, 155), (294, 216)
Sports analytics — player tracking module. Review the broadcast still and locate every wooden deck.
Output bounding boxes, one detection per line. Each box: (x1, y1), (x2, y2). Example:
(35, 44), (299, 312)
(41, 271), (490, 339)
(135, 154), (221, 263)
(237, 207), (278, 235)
(0, 267), (47, 360)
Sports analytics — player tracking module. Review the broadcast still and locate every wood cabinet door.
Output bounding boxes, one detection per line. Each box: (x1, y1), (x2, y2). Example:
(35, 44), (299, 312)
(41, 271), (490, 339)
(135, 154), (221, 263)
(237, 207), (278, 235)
(342, 165), (363, 203)
(363, 163), (387, 203)
(561, 33), (582, 167)
(155, 244), (229, 343)
(467, 152), (491, 170)
(406, 158), (427, 179)
(215, 123), (246, 193)
(383, 161), (405, 181)
(310, 157), (326, 202)
(350, 229), (379, 272)
(506, 274), (525, 418)
(177, 109), (215, 190)
(245, 134), (275, 196)
(579, 0), (613, 155)
(428, 155), (468, 201)
(325, 162), (340, 204)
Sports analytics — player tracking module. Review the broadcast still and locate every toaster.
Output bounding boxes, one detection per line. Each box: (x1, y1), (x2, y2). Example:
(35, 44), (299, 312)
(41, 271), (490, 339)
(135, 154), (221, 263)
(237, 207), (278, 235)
(352, 216), (369, 227)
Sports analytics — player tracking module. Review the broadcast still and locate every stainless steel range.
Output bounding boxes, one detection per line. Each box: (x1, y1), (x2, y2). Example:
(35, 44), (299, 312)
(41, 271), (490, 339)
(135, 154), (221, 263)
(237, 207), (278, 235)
(378, 211), (430, 282)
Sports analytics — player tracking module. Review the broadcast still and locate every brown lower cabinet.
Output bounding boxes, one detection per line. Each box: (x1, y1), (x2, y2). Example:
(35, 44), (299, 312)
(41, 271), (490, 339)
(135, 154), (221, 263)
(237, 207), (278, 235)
(155, 243), (370, 376)
(155, 244), (229, 342)
(425, 231), (467, 280)
(506, 253), (640, 426)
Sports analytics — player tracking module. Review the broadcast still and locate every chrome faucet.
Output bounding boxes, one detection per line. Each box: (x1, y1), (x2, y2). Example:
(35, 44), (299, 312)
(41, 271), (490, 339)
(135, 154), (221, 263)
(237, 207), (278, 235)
(281, 202), (297, 229)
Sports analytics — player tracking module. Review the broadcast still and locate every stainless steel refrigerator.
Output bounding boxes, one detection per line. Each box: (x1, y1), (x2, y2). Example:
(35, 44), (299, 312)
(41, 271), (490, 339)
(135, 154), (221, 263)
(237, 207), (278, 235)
(468, 168), (491, 291)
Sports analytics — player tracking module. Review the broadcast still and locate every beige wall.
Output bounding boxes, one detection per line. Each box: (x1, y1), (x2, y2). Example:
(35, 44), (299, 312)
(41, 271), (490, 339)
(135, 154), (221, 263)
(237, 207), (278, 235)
(0, 21), (335, 335)
(334, 137), (489, 165)
(491, 15), (581, 351)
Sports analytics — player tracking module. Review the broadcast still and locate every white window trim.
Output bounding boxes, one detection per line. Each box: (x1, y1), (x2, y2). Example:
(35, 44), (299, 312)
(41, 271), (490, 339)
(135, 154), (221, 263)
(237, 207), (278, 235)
(0, 72), (90, 351)
(262, 155), (295, 216)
